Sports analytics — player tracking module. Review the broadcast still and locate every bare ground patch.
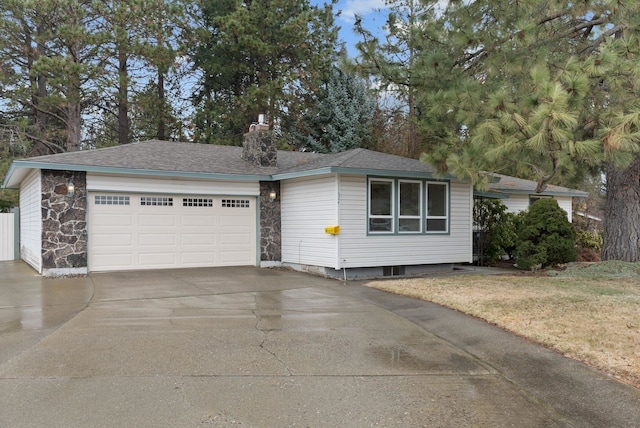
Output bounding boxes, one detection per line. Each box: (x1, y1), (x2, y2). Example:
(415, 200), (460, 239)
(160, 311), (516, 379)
(365, 272), (640, 389)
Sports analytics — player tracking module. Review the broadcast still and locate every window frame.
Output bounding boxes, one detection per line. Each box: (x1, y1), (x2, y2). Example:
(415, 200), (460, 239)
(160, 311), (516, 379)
(367, 177), (450, 235)
(368, 178), (395, 234)
(94, 195), (130, 206)
(140, 196), (173, 206)
(397, 179), (423, 234)
(425, 182), (449, 233)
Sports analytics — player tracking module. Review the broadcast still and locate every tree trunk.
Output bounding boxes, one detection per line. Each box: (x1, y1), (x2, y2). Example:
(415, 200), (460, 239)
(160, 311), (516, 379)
(602, 157), (640, 261)
(67, 102), (82, 152)
(157, 67), (166, 140)
(118, 48), (129, 144)
(35, 24), (49, 129)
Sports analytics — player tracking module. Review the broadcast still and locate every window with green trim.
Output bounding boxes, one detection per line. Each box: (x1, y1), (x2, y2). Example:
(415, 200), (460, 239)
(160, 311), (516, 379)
(426, 182), (448, 232)
(398, 180), (422, 232)
(368, 178), (449, 234)
(369, 179), (394, 233)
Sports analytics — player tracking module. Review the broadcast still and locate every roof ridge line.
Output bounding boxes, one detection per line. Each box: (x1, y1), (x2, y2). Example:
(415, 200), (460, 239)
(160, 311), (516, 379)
(333, 148), (365, 167)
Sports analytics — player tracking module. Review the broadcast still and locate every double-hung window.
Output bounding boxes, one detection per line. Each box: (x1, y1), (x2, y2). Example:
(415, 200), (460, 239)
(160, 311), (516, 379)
(426, 183), (448, 232)
(369, 179), (394, 233)
(398, 180), (422, 232)
(368, 178), (449, 234)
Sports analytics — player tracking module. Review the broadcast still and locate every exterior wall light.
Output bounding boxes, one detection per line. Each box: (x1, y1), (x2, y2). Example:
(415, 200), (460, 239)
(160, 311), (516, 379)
(67, 181), (75, 197)
(269, 190), (277, 201)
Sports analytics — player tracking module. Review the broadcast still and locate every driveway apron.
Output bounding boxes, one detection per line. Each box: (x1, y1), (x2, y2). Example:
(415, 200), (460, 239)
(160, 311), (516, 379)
(0, 261), (638, 427)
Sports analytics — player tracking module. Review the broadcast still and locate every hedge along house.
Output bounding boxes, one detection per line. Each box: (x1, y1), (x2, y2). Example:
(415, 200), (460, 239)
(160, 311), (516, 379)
(2, 128), (473, 278)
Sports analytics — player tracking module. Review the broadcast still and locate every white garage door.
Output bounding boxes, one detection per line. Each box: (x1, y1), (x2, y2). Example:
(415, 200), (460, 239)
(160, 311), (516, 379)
(88, 193), (256, 272)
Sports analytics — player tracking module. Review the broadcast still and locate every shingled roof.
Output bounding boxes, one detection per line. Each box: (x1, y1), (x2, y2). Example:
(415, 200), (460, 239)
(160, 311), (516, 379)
(3, 140), (444, 188)
(487, 173), (588, 197)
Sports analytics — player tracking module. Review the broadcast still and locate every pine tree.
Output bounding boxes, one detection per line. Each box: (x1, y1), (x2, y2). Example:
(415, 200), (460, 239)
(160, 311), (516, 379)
(0, 0), (66, 153)
(33, 0), (109, 152)
(360, 0), (640, 261)
(355, 0), (436, 158)
(191, 0), (338, 145)
(88, 0), (188, 145)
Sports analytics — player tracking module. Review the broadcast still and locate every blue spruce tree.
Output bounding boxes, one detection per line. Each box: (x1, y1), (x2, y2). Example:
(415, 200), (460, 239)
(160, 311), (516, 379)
(297, 67), (376, 153)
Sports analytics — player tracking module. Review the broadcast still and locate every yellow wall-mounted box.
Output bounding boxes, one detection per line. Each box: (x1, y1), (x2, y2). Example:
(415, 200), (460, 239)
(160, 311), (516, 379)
(324, 225), (340, 235)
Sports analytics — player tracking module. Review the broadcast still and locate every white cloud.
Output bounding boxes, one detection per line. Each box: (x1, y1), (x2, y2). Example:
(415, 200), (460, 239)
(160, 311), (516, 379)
(338, 0), (388, 24)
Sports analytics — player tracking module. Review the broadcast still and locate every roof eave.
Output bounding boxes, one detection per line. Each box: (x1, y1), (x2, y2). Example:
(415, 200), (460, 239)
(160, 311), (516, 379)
(4, 161), (271, 185)
(474, 190), (510, 199)
(490, 188), (589, 197)
(273, 166), (458, 181)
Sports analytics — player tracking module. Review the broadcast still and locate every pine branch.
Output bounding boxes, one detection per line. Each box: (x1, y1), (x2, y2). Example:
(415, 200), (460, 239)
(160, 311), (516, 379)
(536, 152), (558, 193)
(560, 17), (608, 39)
(20, 129), (65, 153)
(537, 12), (565, 25)
(579, 24), (627, 55)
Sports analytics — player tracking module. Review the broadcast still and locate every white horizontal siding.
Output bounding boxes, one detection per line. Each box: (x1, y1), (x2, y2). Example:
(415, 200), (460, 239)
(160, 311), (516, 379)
(504, 194), (574, 221)
(0, 213), (16, 261)
(281, 175), (338, 268)
(19, 170), (42, 272)
(87, 174), (259, 196)
(503, 195), (530, 215)
(339, 175), (473, 268)
(556, 197), (573, 222)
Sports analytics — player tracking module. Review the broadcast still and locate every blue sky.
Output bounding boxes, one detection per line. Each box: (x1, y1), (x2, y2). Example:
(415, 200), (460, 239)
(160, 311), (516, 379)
(312, 0), (390, 57)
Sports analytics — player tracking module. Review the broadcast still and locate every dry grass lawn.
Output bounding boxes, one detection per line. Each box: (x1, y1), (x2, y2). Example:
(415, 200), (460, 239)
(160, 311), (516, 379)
(365, 265), (640, 389)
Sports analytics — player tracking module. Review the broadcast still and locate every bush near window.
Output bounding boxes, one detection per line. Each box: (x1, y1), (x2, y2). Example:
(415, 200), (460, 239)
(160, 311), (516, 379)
(474, 199), (518, 265)
(515, 198), (577, 270)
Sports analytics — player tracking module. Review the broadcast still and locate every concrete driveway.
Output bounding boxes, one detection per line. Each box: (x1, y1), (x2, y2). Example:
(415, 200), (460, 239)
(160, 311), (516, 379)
(0, 261), (638, 427)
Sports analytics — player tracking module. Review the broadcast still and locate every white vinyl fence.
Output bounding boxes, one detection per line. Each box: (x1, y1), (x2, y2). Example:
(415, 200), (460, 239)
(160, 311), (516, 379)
(0, 211), (18, 261)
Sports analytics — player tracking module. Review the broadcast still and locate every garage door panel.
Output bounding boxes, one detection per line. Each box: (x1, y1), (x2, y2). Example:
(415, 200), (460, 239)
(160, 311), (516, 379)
(93, 233), (133, 246)
(138, 252), (177, 266)
(219, 214), (252, 227)
(138, 214), (176, 227)
(220, 250), (253, 264)
(220, 232), (252, 244)
(180, 251), (215, 264)
(138, 233), (176, 246)
(181, 233), (215, 245)
(181, 215), (215, 227)
(89, 193), (256, 272)
(93, 214), (134, 227)
(92, 254), (134, 267)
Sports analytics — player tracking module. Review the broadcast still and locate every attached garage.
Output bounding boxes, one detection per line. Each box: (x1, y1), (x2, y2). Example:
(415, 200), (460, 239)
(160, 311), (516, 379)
(88, 193), (257, 272)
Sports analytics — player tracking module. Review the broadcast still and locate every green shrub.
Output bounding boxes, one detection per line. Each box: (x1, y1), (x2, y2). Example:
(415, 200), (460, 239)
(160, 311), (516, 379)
(474, 199), (518, 264)
(0, 189), (18, 213)
(575, 229), (603, 252)
(515, 198), (577, 270)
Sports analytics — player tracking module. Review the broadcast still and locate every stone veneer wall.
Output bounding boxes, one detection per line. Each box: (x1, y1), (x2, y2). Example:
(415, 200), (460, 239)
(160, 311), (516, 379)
(242, 130), (277, 167)
(259, 181), (281, 261)
(41, 170), (88, 273)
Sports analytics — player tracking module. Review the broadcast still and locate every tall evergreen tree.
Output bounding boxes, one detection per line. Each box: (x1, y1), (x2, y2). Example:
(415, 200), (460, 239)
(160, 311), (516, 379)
(355, 0), (435, 158)
(93, 0), (143, 145)
(0, 0), (109, 153)
(89, 0), (187, 145)
(359, 0), (640, 261)
(136, 0), (188, 141)
(291, 66), (376, 153)
(0, 0), (66, 153)
(33, 0), (108, 152)
(191, 0), (338, 145)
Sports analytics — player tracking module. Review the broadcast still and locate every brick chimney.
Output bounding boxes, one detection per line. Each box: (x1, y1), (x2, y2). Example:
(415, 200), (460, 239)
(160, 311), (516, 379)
(242, 114), (277, 167)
